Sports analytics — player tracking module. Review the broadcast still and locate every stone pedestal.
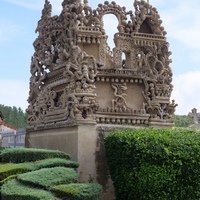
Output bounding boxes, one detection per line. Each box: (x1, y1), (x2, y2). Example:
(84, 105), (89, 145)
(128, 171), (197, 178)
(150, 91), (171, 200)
(26, 124), (96, 181)
(26, 123), (116, 200)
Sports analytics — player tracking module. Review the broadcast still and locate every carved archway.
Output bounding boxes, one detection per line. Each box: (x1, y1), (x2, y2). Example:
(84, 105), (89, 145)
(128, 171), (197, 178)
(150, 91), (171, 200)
(94, 1), (127, 33)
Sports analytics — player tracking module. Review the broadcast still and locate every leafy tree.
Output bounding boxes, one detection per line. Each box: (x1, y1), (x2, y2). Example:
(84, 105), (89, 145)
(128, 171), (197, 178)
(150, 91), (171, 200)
(0, 104), (27, 128)
(173, 115), (192, 127)
(173, 114), (200, 127)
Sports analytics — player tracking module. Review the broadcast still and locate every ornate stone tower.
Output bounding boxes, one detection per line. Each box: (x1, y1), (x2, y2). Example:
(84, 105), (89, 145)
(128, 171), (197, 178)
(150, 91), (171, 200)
(26, 0), (177, 199)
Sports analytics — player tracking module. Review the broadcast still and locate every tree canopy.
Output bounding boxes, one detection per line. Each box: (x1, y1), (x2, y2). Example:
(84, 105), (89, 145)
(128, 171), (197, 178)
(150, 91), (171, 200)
(0, 104), (27, 129)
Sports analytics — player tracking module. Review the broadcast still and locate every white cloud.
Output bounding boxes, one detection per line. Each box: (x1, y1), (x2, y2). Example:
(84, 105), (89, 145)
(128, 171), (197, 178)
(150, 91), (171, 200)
(0, 80), (29, 111)
(172, 71), (200, 115)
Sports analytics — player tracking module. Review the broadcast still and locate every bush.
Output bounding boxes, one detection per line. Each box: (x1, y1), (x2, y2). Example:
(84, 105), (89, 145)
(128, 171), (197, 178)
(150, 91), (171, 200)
(52, 183), (102, 200)
(0, 174), (17, 186)
(32, 158), (79, 170)
(17, 167), (77, 189)
(0, 158), (78, 182)
(1, 148), (71, 163)
(0, 147), (8, 162)
(0, 164), (29, 182)
(1, 179), (56, 200)
(105, 128), (200, 200)
(0, 148), (102, 200)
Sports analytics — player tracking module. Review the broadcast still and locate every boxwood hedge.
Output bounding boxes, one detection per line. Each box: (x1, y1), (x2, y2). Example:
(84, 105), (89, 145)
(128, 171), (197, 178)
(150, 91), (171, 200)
(0, 164), (29, 182)
(1, 179), (57, 200)
(0, 148), (71, 163)
(0, 148), (102, 200)
(105, 128), (200, 200)
(32, 158), (79, 170)
(52, 183), (102, 200)
(17, 167), (77, 189)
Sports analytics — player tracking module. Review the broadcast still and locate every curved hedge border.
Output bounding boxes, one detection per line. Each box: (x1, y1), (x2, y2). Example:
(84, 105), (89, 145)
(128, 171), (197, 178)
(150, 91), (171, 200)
(1, 179), (56, 200)
(32, 158), (79, 170)
(0, 148), (102, 200)
(0, 148), (71, 163)
(17, 167), (77, 189)
(52, 183), (102, 200)
(0, 164), (29, 182)
(105, 128), (200, 200)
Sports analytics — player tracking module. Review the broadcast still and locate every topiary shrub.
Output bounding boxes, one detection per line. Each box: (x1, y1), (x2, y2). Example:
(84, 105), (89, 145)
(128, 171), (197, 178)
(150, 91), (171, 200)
(17, 167), (77, 189)
(52, 183), (102, 200)
(0, 164), (29, 182)
(0, 148), (102, 200)
(1, 148), (71, 163)
(1, 179), (57, 200)
(105, 128), (200, 200)
(32, 158), (79, 170)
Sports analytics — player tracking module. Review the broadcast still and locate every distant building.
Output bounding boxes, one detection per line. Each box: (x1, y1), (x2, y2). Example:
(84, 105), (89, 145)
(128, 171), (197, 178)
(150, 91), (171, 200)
(0, 111), (17, 147)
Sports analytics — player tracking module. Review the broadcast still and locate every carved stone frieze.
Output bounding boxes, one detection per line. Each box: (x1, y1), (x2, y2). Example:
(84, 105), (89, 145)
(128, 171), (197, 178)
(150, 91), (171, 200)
(27, 0), (177, 129)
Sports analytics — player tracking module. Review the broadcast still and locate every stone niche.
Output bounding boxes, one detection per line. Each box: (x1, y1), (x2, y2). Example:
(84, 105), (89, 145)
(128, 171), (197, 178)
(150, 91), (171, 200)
(26, 0), (177, 199)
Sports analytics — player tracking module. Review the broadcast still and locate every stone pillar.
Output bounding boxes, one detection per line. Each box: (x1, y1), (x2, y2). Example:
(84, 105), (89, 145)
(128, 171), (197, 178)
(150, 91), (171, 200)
(77, 123), (97, 182)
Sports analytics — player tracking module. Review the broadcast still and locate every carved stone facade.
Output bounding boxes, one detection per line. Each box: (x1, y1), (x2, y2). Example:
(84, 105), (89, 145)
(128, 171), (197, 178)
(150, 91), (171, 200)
(27, 0), (177, 130)
(26, 1), (177, 199)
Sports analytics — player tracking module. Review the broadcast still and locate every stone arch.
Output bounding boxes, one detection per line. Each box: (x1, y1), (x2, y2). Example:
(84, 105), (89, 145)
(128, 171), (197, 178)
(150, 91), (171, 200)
(95, 1), (127, 33)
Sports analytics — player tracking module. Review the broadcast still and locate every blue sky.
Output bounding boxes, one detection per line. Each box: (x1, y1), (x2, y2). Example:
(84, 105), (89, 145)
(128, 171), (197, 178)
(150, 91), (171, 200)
(0, 0), (200, 115)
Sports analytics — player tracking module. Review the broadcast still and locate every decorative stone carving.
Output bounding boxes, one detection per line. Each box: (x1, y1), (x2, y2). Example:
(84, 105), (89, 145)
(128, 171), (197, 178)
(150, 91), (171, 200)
(27, 0), (177, 130)
(111, 83), (129, 111)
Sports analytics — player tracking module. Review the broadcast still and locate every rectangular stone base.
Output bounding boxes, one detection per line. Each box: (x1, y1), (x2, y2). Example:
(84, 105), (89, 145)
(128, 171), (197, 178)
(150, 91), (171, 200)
(25, 124), (116, 200)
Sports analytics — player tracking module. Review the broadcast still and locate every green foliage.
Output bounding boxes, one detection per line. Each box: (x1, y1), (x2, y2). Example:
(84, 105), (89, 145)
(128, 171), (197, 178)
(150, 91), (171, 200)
(0, 147), (7, 162)
(0, 104), (27, 128)
(17, 167), (77, 189)
(0, 158), (79, 187)
(0, 164), (29, 182)
(173, 115), (193, 127)
(105, 128), (200, 200)
(1, 179), (56, 200)
(52, 183), (102, 200)
(1, 148), (71, 163)
(0, 148), (102, 200)
(0, 174), (17, 186)
(32, 158), (79, 170)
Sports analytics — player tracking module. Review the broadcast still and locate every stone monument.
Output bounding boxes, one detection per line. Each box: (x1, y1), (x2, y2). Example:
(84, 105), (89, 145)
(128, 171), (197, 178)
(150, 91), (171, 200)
(188, 108), (200, 127)
(26, 0), (177, 199)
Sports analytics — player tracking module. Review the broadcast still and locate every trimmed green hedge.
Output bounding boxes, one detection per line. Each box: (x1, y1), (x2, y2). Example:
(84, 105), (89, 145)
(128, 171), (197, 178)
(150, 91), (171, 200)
(0, 147), (7, 162)
(0, 148), (71, 163)
(52, 183), (102, 200)
(1, 179), (57, 200)
(0, 164), (29, 182)
(105, 128), (200, 200)
(0, 158), (79, 186)
(0, 148), (102, 200)
(32, 158), (79, 170)
(17, 167), (77, 189)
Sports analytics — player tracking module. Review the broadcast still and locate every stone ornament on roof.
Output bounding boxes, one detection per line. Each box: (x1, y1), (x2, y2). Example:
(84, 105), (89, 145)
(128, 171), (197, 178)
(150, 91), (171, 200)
(27, 0), (177, 129)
